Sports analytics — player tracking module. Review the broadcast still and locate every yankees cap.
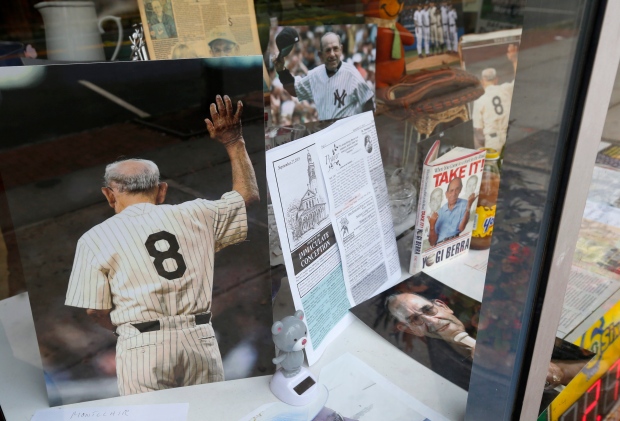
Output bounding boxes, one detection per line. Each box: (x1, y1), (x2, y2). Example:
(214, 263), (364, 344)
(276, 27), (300, 60)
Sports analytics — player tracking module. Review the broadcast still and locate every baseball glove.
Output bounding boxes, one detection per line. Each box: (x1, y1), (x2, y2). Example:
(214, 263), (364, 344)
(380, 68), (484, 119)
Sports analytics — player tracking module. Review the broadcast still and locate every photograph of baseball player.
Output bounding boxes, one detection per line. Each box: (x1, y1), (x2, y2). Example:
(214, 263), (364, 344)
(0, 56), (273, 405)
(350, 271), (479, 390)
(466, 41), (519, 154)
(268, 24), (377, 125)
(398, 1), (463, 71)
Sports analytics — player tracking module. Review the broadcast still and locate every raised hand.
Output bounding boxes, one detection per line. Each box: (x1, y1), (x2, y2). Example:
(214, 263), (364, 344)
(428, 211), (439, 227)
(467, 193), (478, 208)
(205, 95), (243, 147)
(272, 54), (285, 72)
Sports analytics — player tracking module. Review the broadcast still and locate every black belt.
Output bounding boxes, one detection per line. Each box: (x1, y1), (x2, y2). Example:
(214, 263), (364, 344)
(489, 133), (498, 138)
(131, 313), (212, 333)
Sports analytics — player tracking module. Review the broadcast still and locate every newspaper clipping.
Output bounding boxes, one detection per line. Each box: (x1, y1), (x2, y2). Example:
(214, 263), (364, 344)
(137, 0), (262, 60)
(266, 112), (401, 364)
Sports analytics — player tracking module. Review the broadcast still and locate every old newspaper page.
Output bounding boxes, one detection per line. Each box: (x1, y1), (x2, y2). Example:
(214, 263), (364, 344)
(137, 0), (262, 60)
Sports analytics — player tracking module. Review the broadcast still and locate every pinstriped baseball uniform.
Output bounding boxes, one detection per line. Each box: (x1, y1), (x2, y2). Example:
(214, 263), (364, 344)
(414, 10), (423, 56)
(472, 81), (514, 152)
(441, 5), (450, 51)
(448, 9), (458, 52)
(430, 6), (443, 48)
(294, 61), (374, 121)
(421, 9), (430, 56)
(66, 190), (247, 395)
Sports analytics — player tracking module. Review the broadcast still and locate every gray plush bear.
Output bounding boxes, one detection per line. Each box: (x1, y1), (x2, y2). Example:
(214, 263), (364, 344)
(272, 310), (308, 377)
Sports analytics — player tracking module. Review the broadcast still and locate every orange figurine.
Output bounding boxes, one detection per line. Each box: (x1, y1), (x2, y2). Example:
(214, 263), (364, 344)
(364, 0), (415, 89)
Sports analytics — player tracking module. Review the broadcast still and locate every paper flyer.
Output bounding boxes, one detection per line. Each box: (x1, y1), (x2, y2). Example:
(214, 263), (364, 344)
(266, 112), (401, 364)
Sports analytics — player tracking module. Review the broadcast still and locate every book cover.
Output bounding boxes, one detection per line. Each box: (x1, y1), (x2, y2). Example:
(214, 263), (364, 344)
(410, 141), (485, 274)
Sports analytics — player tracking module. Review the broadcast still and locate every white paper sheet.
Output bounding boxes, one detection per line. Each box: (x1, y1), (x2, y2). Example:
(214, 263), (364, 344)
(240, 354), (447, 421)
(265, 112), (401, 365)
(31, 403), (189, 421)
(320, 354), (447, 421)
(314, 114), (401, 303)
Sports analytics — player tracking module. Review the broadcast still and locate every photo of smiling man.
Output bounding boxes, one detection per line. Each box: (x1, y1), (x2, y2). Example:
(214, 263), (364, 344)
(428, 176), (477, 247)
(350, 271), (479, 390)
(269, 24), (376, 125)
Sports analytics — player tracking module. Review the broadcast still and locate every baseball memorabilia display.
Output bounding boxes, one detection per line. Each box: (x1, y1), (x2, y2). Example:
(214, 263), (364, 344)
(409, 139), (485, 274)
(269, 24), (377, 125)
(0, 56), (272, 405)
(381, 67), (484, 119)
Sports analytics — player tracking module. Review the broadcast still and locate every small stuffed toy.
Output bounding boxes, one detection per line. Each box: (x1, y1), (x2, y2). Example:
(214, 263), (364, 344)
(364, 0), (415, 89)
(272, 310), (308, 377)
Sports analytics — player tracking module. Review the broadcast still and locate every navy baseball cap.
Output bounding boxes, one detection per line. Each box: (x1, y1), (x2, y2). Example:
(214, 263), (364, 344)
(276, 27), (300, 61)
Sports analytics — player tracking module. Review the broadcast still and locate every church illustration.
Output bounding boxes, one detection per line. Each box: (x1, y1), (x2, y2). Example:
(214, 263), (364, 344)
(294, 150), (327, 238)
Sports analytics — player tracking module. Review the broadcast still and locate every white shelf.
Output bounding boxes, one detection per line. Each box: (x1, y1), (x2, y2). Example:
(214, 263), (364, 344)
(396, 230), (489, 302)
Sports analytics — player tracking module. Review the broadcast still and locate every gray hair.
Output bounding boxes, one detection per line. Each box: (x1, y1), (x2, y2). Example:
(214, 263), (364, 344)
(481, 68), (497, 82)
(320, 32), (342, 51)
(104, 159), (160, 193)
(385, 294), (406, 323)
(385, 292), (435, 324)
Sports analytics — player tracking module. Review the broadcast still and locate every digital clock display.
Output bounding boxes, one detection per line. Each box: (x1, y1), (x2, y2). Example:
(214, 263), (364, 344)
(559, 359), (620, 421)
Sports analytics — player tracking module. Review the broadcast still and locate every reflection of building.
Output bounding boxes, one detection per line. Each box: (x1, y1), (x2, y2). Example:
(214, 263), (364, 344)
(296, 151), (327, 236)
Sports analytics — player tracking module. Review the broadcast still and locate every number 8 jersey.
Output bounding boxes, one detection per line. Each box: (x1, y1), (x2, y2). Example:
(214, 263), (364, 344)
(65, 191), (247, 326)
(472, 81), (515, 152)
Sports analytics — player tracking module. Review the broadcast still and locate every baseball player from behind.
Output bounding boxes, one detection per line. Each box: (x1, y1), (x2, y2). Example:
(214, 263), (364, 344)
(472, 44), (519, 152)
(274, 31), (374, 121)
(65, 95), (259, 396)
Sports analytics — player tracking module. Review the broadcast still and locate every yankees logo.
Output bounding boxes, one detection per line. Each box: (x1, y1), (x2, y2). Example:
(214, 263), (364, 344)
(333, 89), (347, 108)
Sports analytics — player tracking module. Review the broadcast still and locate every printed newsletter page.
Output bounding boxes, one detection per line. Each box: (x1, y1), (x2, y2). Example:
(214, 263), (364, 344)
(316, 112), (401, 304)
(266, 139), (353, 365)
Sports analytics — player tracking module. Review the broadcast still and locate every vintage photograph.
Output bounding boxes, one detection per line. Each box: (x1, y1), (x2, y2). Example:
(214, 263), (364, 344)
(0, 57), (272, 405)
(268, 24), (377, 125)
(144, 0), (178, 40)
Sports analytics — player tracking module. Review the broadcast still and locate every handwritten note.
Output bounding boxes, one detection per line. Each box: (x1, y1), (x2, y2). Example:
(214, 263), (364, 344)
(31, 403), (189, 421)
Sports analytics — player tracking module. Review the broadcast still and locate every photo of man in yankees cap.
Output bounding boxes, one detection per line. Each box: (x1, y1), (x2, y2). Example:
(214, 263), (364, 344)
(270, 25), (376, 124)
